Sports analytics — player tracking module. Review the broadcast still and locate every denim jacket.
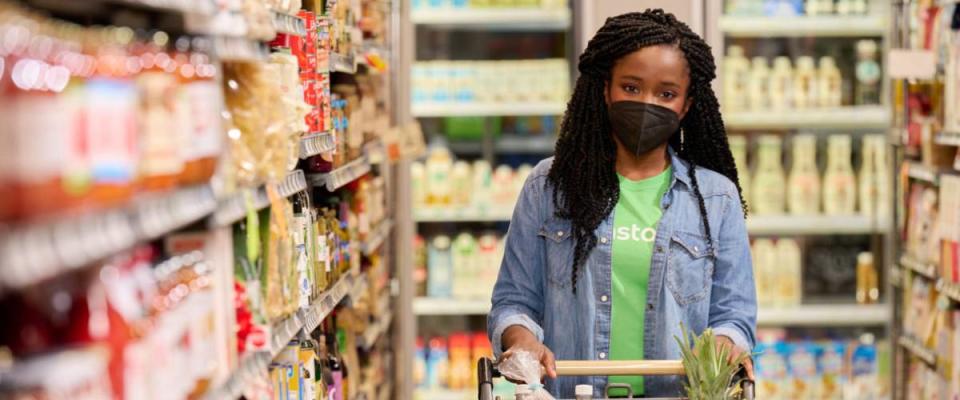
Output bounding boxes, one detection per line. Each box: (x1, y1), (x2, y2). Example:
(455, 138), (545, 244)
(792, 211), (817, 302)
(487, 148), (757, 398)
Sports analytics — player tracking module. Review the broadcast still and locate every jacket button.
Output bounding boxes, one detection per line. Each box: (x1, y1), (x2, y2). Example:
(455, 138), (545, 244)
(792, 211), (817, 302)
(600, 295), (608, 302)
(656, 246), (664, 253)
(600, 237), (608, 244)
(599, 352), (607, 359)
(647, 303), (654, 311)
(556, 231), (564, 237)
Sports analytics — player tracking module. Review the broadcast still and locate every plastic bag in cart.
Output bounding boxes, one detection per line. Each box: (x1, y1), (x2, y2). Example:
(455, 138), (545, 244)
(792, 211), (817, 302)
(497, 351), (556, 400)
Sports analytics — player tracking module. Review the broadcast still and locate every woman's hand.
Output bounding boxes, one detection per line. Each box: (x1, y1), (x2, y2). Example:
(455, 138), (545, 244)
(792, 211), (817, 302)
(501, 325), (557, 380)
(716, 335), (754, 380)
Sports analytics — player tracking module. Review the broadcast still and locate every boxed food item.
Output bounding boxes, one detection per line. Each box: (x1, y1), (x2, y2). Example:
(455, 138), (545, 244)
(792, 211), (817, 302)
(755, 341), (789, 400)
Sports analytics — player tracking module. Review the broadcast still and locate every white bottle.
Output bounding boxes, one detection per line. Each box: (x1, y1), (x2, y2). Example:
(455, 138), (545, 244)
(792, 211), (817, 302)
(836, 0), (853, 15)
(852, 0), (868, 14)
(752, 239), (778, 306)
(723, 46), (751, 112)
(471, 160), (493, 214)
(769, 57), (794, 111)
(818, 56), (843, 108)
(425, 145), (454, 207)
(751, 135), (786, 215)
(793, 56), (817, 109)
(575, 384), (594, 400)
(787, 134), (821, 215)
(775, 239), (802, 306)
(748, 57), (771, 111)
(515, 384), (531, 400)
(855, 40), (882, 105)
(729, 135), (751, 206)
(858, 134), (890, 217)
(807, 0), (834, 15)
(451, 161), (472, 208)
(822, 135), (857, 215)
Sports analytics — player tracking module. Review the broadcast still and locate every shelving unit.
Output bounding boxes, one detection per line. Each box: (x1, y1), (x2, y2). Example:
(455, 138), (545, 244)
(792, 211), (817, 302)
(413, 297), (490, 315)
(719, 15), (887, 37)
(273, 11), (308, 36)
(724, 106), (890, 130)
(300, 132), (337, 159)
(905, 160), (944, 186)
(308, 156), (373, 192)
(897, 335), (937, 366)
(447, 135), (556, 155)
(935, 131), (960, 147)
(756, 304), (889, 327)
(0, 185), (217, 291)
(411, 8), (571, 30)
(363, 219), (395, 256)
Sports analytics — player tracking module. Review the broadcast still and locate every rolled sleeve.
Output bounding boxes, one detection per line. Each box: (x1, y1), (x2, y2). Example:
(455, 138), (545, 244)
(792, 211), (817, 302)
(487, 170), (548, 359)
(707, 189), (757, 352)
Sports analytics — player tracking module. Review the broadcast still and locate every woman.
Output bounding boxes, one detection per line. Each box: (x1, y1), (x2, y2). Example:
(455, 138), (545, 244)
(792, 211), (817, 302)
(487, 9), (757, 398)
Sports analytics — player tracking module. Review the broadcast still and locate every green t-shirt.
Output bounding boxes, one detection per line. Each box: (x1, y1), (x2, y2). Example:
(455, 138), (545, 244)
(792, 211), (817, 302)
(608, 166), (672, 397)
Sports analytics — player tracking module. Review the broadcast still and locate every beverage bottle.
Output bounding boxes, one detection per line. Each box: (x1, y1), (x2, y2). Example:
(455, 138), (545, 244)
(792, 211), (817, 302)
(822, 135), (857, 215)
(723, 46), (751, 112)
(787, 134), (821, 214)
(855, 40), (882, 105)
(748, 57), (771, 110)
(751, 135), (786, 215)
(769, 57), (794, 111)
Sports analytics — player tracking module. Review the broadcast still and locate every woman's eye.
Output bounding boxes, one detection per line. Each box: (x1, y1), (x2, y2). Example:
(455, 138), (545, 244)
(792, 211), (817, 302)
(622, 85), (640, 94)
(659, 91), (677, 99)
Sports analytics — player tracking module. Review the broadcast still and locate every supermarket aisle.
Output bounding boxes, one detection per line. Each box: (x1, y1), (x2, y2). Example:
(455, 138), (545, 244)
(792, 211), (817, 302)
(0, 1), (408, 399)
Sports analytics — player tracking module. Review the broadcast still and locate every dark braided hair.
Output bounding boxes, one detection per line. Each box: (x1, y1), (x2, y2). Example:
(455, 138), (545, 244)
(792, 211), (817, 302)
(547, 9), (747, 291)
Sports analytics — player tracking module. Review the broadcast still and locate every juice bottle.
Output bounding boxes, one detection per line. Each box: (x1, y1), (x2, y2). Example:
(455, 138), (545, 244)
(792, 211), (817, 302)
(752, 239), (777, 306)
(822, 135), (857, 215)
(451, 161), (472, 208)
(451, 233), (477, 299)
(769, 57), (793, 111)
(775, 239), (802, 306)
(425, 145), (453, 207)
(859, 134), (890, 217)
(787, 134), (821, 215)
(748, 57), (770, 110)
(723, 46), (750, 112)
(751, 135), (786, 215)
(793, 56), (817, 109)
(818, 56), (843, 108)
(427, 235), (453, 298)
(855, 40), (881, 106)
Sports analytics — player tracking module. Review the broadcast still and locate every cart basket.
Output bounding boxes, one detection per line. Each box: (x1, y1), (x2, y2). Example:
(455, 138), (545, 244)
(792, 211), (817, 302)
(476, 357), (754, 400)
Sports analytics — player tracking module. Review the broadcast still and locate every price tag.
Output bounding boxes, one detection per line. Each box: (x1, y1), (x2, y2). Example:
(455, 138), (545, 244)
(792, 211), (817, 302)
(888, 49), (936, 79)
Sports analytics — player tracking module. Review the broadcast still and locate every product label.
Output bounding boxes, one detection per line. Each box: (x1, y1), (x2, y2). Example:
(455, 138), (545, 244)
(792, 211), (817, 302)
(138, 72), (184, 177)
(11, 92), (69, 183)
(86, 78), (138, 183)
(184, 81), (224, 159)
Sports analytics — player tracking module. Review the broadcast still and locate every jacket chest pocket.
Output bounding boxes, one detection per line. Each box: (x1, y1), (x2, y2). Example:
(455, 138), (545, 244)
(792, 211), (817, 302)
(538, 220), (574, 289)
(666, 231), (714, 305)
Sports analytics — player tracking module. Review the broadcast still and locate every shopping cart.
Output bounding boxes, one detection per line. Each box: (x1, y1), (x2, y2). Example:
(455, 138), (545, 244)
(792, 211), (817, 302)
(476, 357), (754, 400)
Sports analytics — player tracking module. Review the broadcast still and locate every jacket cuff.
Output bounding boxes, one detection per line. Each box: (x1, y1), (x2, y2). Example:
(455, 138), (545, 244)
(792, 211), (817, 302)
(491, 311), (544, 359)
(713, 325), (752, 353)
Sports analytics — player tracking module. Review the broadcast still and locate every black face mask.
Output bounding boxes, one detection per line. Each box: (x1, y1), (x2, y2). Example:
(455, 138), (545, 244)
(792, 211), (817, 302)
(607, 101), (681, 157)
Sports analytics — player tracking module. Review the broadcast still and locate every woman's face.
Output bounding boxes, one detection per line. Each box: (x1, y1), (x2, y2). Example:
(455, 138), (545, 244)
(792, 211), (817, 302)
(605, 44), (692, 120)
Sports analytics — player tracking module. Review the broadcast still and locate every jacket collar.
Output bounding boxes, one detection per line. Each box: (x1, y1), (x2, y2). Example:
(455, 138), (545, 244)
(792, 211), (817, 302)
(667, 145), (692, 188)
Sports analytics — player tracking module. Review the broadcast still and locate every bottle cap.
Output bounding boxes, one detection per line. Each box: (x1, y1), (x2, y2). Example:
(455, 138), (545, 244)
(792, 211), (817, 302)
(857, 252), (874, 265)
(575, 384), (594, 396)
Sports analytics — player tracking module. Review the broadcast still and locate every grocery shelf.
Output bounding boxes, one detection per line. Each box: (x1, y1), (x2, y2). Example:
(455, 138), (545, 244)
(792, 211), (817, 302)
(411, 8), (571, 30)
(937, 279), (960, 303)
(719, 15), (886, 37)
(301, 271), (360, 333)
(900, 255), (938, 280)
(268, 313), (304, 357)
(300, 132), (337, 159)
(412, 102), (567, 117)
(308, 157), (372, 192)
(212, 170), (308, 226)
(414, 209), (513, 223)
(273, 11), (307, 36)
(447, 135), (556, 155)
(898, 335), (937, 366)
(207, 352), (272, 400)
(413, 297), (490, 315)
(358, 311), (393, 351)
(362, 219), (394, 256)
(724, 106), (890, 130)
(117, 0), (215, 15)
(331, 52), (357, 73)
(935, 131), (960, 146)
(746, 214), (889, 235)
(0, 185), (217, 292)
(756, 304), (889, 327)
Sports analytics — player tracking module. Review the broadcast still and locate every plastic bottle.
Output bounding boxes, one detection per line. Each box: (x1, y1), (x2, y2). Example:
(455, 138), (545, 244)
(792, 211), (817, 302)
(575, 384), (594, 400)
(729, 135), (751, 206)
(515, 384), (531, 400)
(471, 160), (493, 214)
(425, 145), (454, 207)
(451, 161), (472, 207)
(787, 134), (821, 215)
(793, 56), (817, 109)
(856, 252), (880, 304)
(775, 239), (802, 306)
(723, 46), (751, 112)
(748, 57), (770, 110)
(818, 56), (843, 108)
(751, 135), (786, 215)
(752, 239), (778, 306)
(858, 134), (890, 217)
(447, 333), (472, 390)
(822, 135), (857, 215)
(855, 40), (881, 105)
(451, 233), (478, 299)
(411, 161), (426, 209)
(769, 57), (794, 111)
(427, 235), (453, 298)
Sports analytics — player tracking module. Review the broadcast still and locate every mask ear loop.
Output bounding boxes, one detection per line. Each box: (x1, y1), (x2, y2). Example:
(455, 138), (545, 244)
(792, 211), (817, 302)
(680, 127), (685, 151)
